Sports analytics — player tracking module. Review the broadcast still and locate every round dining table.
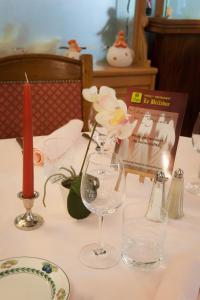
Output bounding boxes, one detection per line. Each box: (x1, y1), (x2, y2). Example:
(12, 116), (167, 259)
(0, 134), (200, 300)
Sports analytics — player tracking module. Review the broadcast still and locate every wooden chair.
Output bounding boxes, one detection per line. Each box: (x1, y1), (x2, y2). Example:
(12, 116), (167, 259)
(0, 53), (93, 138)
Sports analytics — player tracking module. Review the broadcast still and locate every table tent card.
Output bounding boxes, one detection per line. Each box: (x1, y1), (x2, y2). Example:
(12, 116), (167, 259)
(116, 88), (188, 178)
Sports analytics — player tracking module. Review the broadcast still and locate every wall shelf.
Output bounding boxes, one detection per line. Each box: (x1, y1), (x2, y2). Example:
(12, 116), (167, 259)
(93, 64), (157, 100)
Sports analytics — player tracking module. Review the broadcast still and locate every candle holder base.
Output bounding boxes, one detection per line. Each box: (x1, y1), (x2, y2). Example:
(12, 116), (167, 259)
(14, 212), (44, 231)
(15, 191), (44, 231)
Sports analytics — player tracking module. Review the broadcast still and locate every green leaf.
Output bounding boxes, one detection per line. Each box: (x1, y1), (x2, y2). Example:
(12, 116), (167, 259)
(70, 165), (77, 176)
(67, 175), (91, 219)
(59, 167), (75, 177)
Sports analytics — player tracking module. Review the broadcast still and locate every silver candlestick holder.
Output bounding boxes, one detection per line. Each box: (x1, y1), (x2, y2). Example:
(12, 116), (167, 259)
(15, 191), (44, 230)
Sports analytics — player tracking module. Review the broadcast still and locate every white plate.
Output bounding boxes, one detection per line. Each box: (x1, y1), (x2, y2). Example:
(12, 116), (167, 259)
(0, 256), (70, 300)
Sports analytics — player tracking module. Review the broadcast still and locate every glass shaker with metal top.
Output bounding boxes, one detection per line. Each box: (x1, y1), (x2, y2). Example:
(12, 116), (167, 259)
(167, 168), (184, 219)
(145, 171), (166, 222)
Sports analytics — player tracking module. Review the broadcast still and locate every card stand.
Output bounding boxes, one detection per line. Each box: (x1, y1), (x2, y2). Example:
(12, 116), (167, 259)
(125, 167), (154, 183)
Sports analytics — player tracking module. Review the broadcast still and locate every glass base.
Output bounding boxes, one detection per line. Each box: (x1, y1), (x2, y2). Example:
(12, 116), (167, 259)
(121, 253), (162, 270)
(79, 242), (120, 269)
(185, 180), (200, 196)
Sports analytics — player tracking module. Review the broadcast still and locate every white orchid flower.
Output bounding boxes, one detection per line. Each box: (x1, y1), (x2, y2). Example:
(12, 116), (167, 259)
(95, 100), (136, 139)
(82, 86), (136, 139)
(82, 86), (118, 112)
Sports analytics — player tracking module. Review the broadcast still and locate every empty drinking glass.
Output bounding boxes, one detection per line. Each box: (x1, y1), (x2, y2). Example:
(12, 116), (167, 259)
(122, 201), (167, 269)
(80, 151), (126, 269)
(186, 112), (200, 195)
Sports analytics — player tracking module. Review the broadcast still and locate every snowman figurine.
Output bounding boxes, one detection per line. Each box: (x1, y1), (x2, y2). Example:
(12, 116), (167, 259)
(106, 31), (134, 67)
(66, 39), (81, 60)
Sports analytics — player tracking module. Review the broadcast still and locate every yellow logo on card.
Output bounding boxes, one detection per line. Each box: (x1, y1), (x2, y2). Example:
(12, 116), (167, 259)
(131, 92), (142, 103)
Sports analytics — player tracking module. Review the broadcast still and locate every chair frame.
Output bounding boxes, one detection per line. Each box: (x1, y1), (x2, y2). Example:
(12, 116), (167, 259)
(0, 53), (93, 132)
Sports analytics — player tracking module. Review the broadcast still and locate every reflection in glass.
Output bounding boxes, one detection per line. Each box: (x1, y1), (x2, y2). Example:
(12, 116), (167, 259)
(0, 0), (136, 63)
(164, 0), (200, 19)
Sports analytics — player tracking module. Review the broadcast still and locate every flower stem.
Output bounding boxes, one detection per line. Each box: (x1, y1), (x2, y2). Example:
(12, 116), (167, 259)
(79, 122), (97, 176)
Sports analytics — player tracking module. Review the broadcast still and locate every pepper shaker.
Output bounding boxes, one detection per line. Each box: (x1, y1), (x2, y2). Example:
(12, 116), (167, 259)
(145, 171), (166, 222)
(167, 168), (184, 219)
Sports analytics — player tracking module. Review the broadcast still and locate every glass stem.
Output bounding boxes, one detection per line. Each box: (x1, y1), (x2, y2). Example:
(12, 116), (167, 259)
(93, 216), (106, 256)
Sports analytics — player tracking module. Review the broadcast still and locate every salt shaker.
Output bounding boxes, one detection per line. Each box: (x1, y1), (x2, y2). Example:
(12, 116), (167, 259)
(167, 168), (184, 219)
(145, 171), (166, 222)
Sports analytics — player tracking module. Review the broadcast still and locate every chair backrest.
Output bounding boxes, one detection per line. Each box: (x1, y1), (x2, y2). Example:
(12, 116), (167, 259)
(0, 53), (93, 138)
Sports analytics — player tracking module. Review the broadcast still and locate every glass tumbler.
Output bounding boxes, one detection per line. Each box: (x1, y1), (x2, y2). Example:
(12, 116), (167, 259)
(121, 201), (167, 269)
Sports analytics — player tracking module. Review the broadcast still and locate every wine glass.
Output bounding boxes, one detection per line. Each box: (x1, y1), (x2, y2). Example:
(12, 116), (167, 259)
(80, 151), (126, 269)
(186, 112), (200, 195)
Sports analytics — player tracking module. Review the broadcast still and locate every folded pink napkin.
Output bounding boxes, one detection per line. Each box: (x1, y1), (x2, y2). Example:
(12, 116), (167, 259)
(154, 247), (200, 300)
(33, 119), (83, 166)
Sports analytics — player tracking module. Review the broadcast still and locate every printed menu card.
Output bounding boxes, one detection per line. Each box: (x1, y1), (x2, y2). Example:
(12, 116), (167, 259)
(116, 88), (188, 177)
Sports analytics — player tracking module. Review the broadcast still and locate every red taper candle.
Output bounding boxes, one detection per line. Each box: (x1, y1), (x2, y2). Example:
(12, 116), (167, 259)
(22, 73), (34, 198)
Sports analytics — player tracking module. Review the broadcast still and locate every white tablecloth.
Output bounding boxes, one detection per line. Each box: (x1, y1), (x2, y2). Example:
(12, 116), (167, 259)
(0, 135), (200, 300)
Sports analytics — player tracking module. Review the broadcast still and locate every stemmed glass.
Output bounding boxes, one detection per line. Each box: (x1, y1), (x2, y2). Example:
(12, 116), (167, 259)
(186, 112), (200, 195)
(80, 151), (126, 269)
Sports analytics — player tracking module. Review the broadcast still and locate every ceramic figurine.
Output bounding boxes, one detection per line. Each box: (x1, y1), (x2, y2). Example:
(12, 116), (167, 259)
(66, 39), (81, 60)
(106, 31), (134, 67)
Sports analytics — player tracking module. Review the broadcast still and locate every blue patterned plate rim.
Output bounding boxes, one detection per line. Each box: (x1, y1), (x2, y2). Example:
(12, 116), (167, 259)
(0, 256), (70, 300)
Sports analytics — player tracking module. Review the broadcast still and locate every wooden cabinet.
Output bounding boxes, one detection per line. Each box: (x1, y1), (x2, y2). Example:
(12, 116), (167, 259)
(93, 64), (157, 100)
(147, 18), (200, 137)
